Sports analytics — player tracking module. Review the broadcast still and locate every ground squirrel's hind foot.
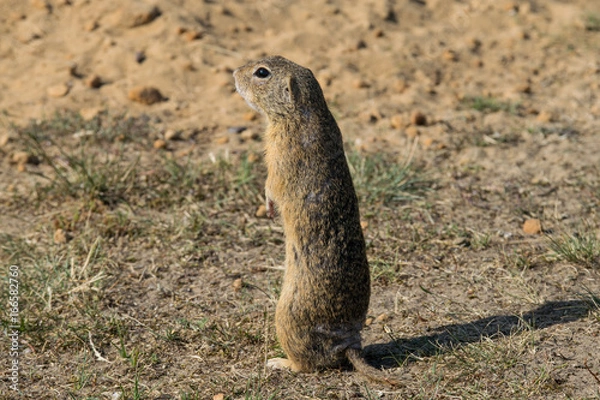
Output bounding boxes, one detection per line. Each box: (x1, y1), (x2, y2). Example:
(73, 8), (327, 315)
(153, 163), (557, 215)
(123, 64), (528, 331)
(266, 357), (302, 372)
(346, 348), (399, 386)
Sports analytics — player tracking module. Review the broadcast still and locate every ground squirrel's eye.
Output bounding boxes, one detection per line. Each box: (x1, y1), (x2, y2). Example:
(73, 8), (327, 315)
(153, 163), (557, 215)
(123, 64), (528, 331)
(254, 67), (271, 78)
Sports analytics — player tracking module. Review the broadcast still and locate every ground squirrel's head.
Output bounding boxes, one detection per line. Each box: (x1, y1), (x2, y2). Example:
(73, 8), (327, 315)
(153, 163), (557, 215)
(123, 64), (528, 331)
(233, 56), (328, 122)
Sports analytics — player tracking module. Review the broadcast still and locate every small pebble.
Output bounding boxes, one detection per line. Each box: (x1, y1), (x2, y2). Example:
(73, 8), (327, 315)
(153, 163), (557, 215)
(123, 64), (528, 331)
(390, 115), (404, 129)
(232, 278), (243, 292)
(184, 30), (203, 41)
(128, 86), (165, 105)
(243, 111), (258, 121)
(503, 1), (519, 12)
(175, 147), (193, 158)
(80, 107), (102, 121)
(467, 37), (482, 52)
(54, 228), (68, 244)
(421, 137), (434, 148)
(181, 61), (195, 71)
(84, 20), (98, 31)
(352, 79), (370, 89)
(9, 12), (26, 21)
(153, 139), (167, 149)
(515, 83), (532, 94)
(375, 313), (388, 323)
(240, 130), (259, 141)
(536, 110), (554, 123)
(11, 151), (35, 165)
(85, 74), (102, 88)
(31, 0), (51, 12)
(523, 219), (542, 235)
(442, 49), (458, 62)
(47, 84), (69, 97)
(405, 126), (420, 138)
(394, 79), (408, 92)
(360, 109), (382, 124)
(255, 204), (267, 218)
(247, 153), (260, 163)
(164, 129), (180, 141)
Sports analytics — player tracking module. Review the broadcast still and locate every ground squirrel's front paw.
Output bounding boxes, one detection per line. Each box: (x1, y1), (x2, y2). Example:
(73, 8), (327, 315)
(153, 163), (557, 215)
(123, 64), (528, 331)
(266, 198), (276, 219)
(266, 357), (298, 371)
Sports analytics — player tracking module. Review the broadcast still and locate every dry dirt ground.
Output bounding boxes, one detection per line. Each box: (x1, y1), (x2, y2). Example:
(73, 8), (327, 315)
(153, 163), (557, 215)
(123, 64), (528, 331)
(1, 0), (600, 399)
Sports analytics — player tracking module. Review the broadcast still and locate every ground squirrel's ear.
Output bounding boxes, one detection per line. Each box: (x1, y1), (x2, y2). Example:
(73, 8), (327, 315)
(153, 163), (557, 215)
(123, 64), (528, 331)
(284, 75), (300, 106)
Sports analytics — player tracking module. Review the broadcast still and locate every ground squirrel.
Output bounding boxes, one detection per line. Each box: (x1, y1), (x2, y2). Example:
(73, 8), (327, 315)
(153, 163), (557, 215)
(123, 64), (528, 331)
(233, 56), (394, 384)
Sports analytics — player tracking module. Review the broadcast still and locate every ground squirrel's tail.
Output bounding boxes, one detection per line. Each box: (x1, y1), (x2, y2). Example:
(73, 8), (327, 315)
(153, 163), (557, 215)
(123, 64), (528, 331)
(345, 348), (399, 386)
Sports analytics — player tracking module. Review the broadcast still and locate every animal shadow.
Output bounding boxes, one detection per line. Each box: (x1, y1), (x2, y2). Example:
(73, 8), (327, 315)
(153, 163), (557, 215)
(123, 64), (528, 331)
(364, 299), (594, 370)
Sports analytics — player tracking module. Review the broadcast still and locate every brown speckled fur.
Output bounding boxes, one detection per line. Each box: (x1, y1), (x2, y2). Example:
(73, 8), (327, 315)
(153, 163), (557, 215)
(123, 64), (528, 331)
(234, 56), (394, 384)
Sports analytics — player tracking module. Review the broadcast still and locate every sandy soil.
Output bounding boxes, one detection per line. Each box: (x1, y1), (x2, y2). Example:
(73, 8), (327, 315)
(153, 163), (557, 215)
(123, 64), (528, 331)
(1, 0), (598, 151)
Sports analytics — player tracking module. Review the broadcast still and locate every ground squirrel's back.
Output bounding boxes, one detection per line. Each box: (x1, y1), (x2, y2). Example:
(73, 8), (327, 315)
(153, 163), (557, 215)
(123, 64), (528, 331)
(234, 56), (373, 374)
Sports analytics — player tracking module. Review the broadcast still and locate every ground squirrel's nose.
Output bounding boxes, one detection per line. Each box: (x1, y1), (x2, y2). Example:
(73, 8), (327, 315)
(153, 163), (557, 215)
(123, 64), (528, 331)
(233, 69), (245, 97)
(232, 69), (240, 90)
